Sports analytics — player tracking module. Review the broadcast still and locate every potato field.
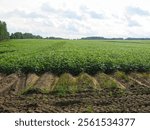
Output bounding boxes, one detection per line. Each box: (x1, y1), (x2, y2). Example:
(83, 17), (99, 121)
(0, 39), (150, 112)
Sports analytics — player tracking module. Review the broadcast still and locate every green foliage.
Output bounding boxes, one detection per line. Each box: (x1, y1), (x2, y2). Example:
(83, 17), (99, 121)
(114, 71), (129, 81)
(0, 39), (150, 74)
(10, 32), (43, 39)
(54, 85), (68, 96)
(96, 73), (118, 89)
(0, 20), (9, 41)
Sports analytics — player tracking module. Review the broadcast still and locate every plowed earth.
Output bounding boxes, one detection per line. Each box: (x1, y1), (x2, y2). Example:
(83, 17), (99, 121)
(0, 72), (150, 113)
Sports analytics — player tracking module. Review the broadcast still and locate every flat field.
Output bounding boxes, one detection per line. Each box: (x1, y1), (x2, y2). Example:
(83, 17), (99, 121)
(0, 39), (150, 74)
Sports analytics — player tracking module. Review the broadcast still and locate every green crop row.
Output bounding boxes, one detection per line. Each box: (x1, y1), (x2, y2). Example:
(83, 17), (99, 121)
(0, 39), (150, 74)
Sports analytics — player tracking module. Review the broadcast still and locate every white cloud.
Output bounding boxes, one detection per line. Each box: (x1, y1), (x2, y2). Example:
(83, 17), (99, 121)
(127, 6), (150, 16)
(0, 0), (150, 38)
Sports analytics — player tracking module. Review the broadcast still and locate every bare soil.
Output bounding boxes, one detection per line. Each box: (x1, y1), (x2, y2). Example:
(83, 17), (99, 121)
(0, 72), (150, 113)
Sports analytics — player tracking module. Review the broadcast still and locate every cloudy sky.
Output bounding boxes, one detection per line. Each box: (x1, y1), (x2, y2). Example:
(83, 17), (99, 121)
(0, 0), (150, 38)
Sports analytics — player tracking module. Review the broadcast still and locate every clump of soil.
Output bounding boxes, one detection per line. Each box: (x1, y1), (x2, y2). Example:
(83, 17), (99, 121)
(0, 73), (5, 81)
(0, 74), (18, 95)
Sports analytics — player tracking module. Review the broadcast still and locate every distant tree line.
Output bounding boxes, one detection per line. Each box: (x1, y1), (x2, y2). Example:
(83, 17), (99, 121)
(10, 32), (43, 39)
(81, 37), (123, 40)
(80, 36), (150, 40)
(1, 20), (150, 41)
(45, 36), (67, 40)
(125, 37), (150, 40)
(0, 20), (9, 41)
(81, 36), (105, 40)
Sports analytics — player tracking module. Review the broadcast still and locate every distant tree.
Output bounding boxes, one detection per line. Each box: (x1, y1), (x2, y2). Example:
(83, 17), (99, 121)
(35, 35), (43, 39)
(10, 33), (15, 39)
(11, 32), (23, 39)
(22, 33), (33, 39)
(0, 20), (9, 41)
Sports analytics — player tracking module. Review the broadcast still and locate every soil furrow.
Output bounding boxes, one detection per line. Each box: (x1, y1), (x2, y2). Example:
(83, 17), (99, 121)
(0, 72), (150, 113)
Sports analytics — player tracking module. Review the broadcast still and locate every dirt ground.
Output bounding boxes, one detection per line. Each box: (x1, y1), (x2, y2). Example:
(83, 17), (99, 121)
(0, 72), (150, 113)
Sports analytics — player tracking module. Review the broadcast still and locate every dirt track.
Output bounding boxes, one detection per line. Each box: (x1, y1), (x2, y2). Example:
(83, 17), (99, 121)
(0, 72), (150, 113)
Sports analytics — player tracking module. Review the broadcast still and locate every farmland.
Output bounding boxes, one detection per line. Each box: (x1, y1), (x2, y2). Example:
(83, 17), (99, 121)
(0, 39), (150, 112)
(0, 39), (150, 74)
